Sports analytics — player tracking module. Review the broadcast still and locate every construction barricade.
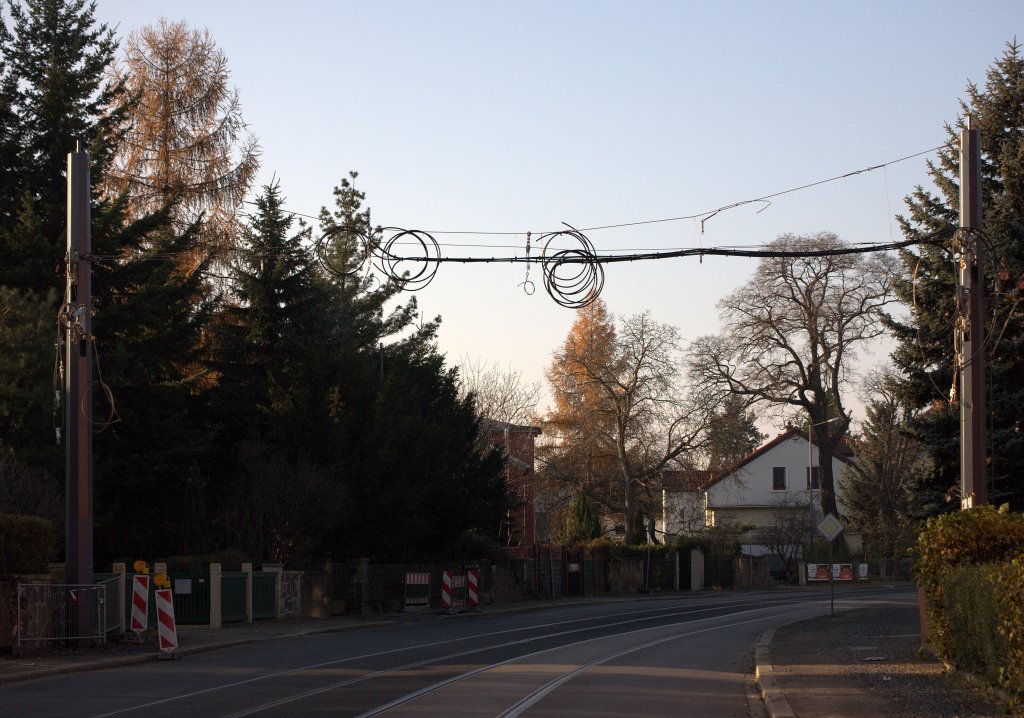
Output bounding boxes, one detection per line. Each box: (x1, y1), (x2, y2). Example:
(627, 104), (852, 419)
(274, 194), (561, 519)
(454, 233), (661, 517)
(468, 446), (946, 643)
(467, 567), (479, 608)
(403, 572), (431, 611)
(155, 588), (178, 656)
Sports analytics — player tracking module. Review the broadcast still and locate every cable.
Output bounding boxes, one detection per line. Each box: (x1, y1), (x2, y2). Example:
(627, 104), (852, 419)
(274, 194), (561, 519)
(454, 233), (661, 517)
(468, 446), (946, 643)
(247, 144), (948, 238)
(538, 225), (604, 309)
(313, 224), (954, 307)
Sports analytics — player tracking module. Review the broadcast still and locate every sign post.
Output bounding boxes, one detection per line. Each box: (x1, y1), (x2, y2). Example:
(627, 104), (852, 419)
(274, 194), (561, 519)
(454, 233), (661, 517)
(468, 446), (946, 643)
(817, 513), (845, 617)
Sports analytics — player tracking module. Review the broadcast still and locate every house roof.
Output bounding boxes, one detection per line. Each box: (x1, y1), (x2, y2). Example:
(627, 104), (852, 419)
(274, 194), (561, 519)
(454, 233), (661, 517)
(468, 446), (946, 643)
(661, 468), (712, 492)
(703, 424), (854, 490)
(480, 418), (542, 436)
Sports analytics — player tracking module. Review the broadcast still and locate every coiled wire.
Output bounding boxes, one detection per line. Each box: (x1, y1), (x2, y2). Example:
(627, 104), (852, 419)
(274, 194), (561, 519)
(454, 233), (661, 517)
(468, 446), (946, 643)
(538, 226), (604, 308)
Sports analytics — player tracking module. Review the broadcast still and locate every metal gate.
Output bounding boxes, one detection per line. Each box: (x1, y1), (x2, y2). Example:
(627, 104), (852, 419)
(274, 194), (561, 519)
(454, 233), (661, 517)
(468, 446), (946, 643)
(16, 579), (118, 647)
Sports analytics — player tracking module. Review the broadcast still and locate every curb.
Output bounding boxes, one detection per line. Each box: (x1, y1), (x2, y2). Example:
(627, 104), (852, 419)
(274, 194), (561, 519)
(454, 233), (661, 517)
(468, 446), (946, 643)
(754, 627), (796, 718)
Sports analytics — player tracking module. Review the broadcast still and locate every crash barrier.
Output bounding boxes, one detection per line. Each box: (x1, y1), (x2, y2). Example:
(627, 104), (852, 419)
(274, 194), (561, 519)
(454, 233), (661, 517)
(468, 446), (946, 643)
(15, 578), (119, 647)
(403, 572), (431, 609)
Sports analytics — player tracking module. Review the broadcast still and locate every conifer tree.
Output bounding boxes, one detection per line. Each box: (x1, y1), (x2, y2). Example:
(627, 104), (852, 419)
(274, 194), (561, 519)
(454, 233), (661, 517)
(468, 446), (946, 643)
(103, 18), (259, 270)
(0, 0), (126, 292)
(888, 41), (1024, 511)
(0, 1), (217, 561)
(704, 395), (766, 475)
(844, 377), (923, 561)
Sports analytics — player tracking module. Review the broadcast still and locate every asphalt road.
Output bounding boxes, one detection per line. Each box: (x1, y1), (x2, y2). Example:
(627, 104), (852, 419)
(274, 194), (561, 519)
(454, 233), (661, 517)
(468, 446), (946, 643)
(0, 585), (915, 718)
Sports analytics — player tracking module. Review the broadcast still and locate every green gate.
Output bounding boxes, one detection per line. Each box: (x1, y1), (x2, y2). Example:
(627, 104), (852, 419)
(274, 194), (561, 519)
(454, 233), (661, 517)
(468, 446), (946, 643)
(253, 572), (277, 619)
(169, 573), (211, 624)
(221, 572), (246, 623)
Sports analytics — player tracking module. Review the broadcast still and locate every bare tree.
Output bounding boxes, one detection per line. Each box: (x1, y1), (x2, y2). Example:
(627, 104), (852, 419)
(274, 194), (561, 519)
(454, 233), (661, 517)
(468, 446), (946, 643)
(761, 496), (812, 577)
(103, 18), (260, 268)
(544, 305), (712, 540)
(458, 357), (540, 426)
(689, 232), (898, 518)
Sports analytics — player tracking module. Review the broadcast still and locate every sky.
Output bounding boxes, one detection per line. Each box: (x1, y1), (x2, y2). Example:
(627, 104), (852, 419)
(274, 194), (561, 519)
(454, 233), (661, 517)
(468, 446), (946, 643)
(92, 1), (1022, 428)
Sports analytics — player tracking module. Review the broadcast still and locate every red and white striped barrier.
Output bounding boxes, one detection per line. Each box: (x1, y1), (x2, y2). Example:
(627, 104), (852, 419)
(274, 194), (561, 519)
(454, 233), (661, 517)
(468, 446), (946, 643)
(130, 575), (150, 633)
(467, 568), (479, 608)
(441, 571), (453, 611)
(155, 588), (178, 653)
(403, 572), (431, 609)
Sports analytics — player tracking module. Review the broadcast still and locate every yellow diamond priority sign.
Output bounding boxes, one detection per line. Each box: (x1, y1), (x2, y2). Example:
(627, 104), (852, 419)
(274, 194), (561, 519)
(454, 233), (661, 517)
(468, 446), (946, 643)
(817, 513), (844, 542)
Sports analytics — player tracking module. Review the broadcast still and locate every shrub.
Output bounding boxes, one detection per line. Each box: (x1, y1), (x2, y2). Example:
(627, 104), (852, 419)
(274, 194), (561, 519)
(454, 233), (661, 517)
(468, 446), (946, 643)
(991, 553), (1024, 700)
(942, 564), (1009, 685)
(0, 514), (56, 574)
(916, 505), (1024, 699)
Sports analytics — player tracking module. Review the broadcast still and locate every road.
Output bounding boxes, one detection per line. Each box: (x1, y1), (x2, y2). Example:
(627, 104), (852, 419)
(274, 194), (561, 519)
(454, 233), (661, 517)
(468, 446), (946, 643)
(0, 585), (914, 717)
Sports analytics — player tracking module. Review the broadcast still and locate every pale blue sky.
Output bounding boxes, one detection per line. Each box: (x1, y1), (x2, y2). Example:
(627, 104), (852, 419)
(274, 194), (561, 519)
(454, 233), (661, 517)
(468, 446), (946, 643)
(93, 1), (1021, 424)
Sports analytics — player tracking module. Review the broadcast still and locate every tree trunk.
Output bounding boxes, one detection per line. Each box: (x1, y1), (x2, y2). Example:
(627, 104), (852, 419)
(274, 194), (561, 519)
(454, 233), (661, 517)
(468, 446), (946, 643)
(816, 430), (841, 517)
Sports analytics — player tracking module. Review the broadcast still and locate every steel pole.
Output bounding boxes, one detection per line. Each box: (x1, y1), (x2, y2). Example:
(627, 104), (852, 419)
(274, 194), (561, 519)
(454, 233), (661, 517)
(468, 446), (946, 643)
(959, 117), (987, 508)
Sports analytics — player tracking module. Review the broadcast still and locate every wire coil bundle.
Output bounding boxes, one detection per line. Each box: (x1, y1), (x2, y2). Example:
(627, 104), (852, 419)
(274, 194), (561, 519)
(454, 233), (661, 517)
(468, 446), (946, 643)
(538, 227), (604, 308)
(376, 227), (441, 290)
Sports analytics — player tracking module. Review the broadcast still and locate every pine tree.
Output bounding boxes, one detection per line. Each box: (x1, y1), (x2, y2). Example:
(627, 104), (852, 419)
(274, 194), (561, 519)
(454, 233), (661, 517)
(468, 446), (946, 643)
(0, 1), (218, 561)
(0, 0), (126, 293)
(889, 41), (1024, 511)
(844, 374), (925, 561)
(561, 492), (601, 543)
(0, 0), (129, 483)
(211, 182), (319, 445)
(704, 395), (766, 475)
(91, 219), (216, 560)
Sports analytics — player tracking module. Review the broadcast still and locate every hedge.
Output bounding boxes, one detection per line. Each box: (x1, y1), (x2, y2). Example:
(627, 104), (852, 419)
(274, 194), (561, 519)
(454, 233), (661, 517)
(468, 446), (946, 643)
(0, 513), (56, 574)
(917, 505), (1024, 700)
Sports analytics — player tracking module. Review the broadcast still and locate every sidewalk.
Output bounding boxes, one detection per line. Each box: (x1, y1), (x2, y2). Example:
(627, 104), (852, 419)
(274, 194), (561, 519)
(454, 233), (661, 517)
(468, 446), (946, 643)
(0, 613), (405, 685)
(755, 593), (1018, 718)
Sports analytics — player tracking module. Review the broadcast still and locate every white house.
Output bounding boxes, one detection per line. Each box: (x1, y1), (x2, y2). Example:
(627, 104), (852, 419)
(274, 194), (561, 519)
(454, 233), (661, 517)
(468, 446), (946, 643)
(660, 426), (856, 557)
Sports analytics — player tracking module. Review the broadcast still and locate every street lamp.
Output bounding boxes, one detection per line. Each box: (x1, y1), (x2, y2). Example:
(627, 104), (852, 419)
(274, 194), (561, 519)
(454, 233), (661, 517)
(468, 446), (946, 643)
(807, 416), (843, 555)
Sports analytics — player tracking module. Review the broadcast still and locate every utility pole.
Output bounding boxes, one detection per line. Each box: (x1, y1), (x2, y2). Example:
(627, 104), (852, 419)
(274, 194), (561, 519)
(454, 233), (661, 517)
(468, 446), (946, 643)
(65, 144), (93, 591)
(958, 117), (987, 508)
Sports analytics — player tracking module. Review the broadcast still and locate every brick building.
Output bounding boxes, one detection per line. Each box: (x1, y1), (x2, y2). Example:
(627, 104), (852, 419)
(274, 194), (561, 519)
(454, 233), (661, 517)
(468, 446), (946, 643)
(481, 419), (541, 546)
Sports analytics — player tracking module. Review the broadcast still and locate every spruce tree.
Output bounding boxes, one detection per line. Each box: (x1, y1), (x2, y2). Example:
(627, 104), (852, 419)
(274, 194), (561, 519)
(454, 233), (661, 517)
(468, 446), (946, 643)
(704, 395), (766, 475)
(0, 1), (217, 561)
(889, 41), (1024, 511)
(0, 0), (126, 292)
(91, 218), (216, 560)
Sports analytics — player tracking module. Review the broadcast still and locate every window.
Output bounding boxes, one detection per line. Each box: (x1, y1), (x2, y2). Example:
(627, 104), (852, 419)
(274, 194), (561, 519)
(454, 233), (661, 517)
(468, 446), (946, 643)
(807, 466), (820, 490)
(772, 466), (787, 490)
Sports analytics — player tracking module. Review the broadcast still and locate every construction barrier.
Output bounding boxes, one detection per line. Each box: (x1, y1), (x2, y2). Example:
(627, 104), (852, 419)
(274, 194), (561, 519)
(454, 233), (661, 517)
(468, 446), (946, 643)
(806, 563), (868, 581)
(451, 574), (467, 612)
(467, 568), (479, 608)
(155, 588), (178, 653)
(130, 575), (150, 633)
(441, 571), (452, 611)
(403, 572), (431, 610)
